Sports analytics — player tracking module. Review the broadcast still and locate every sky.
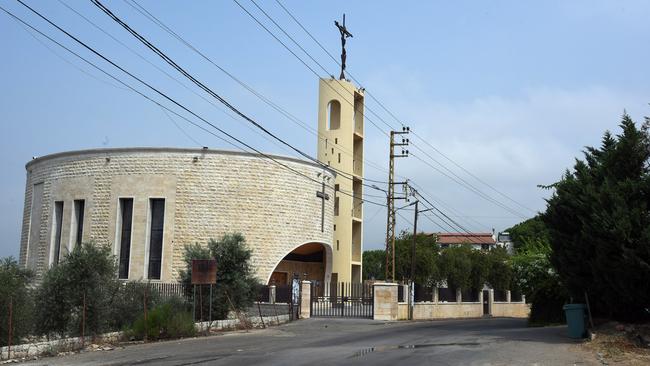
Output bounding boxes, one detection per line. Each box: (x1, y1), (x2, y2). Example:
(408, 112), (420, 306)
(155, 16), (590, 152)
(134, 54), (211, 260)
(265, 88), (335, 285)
(1, 0), (649, 259)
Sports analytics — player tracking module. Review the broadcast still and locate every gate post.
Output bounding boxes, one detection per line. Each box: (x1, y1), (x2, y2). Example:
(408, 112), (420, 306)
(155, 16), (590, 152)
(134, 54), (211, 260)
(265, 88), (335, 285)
(269, 285), (276, 304)
(300, 281), (311, 319)
(373, 282), (398, 321)
(488, 289), (495, 316)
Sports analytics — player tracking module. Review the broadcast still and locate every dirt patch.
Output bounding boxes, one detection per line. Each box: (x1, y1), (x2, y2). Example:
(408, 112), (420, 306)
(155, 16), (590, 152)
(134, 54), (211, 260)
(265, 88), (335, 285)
(582, 322), (650, 365)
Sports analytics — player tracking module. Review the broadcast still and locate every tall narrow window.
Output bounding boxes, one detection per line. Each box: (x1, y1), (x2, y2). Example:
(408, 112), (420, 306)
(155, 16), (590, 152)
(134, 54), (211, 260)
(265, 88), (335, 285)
(27, 183), (44, 269)
(118, 198), (133, 279)
(327, 100), (341, 130)
(334, 197), (340, 216)
(148, 198), (165, 280)
(51, 201), (64, 265)
(72, 200), (85, 247)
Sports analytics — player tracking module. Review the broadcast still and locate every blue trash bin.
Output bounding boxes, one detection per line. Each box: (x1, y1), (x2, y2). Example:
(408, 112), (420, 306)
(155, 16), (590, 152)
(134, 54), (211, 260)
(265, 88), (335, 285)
(563, 304), (586, 339)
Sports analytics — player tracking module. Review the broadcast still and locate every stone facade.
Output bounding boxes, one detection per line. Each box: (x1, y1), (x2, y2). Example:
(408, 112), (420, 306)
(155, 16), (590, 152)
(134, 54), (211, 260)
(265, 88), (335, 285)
(20, 148), (335, 282)
(373, 282), (398, 321)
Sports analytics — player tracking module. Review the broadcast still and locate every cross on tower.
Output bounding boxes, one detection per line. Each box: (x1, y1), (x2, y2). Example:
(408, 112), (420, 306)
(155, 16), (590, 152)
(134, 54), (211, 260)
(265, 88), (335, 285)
(316, 179), (330, 232)
(335, 14), (353, 80)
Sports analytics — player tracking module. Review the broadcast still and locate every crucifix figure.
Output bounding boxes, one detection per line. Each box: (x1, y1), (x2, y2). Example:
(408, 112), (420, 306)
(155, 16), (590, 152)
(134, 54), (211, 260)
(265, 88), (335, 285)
(316, 180), (330, 232)
(335, 14), (353, 80)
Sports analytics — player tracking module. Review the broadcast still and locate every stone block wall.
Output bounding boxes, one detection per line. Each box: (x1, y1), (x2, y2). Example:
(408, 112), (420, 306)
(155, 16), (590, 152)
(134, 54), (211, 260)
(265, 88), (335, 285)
(20, 148), (335, 283)
(373, 283), (398, 321)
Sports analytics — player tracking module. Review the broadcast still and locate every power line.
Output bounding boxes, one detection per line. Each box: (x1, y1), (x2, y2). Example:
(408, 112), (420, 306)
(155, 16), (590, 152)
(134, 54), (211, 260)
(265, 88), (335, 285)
(268, 0), (535, 218)
(96, 0), (390, 195)
(125, 0), (506, 230)
(7, 0), (386, 210)
(410, 152), (528, 219)
(121, 0), (391, 185)
(56, 0), (298, 157)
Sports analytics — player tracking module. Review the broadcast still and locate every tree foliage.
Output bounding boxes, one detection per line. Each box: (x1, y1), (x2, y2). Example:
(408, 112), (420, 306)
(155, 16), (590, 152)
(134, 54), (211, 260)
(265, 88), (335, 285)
(34, 243), (120, 337)
(361, 232), (441, 285)
(394, 232), (441, 286)
(0, 257), (33, 346)
(180, 233), (259, 320)
(543, 114), (650, 320)
(508, 215), (551, 251)
(484, 247), (513, 290)
(438, 245), (473, 290)
(362, 249), (384, 281)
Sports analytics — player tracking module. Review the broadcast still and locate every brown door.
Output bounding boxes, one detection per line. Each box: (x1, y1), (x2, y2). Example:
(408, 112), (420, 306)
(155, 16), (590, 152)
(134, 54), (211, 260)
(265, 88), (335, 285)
(270, 271), (288, 285)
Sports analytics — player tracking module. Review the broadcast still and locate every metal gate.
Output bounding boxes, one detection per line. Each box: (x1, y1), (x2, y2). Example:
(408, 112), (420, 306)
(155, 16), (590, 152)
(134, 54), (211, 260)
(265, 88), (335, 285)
(310, 282), (373, 318)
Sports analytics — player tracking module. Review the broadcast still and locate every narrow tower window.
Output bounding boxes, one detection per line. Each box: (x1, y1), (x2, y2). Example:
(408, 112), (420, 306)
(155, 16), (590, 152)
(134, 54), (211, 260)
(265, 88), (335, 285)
(327, 100), (341, 130)
(51, 201), (64, 265)
(148, 198), (165, 280)
(118, 198), (134, 279)
(72, 199), (85, 247)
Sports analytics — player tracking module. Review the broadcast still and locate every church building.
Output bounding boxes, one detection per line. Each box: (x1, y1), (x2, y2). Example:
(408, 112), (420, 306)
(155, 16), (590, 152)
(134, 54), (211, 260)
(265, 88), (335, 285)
(19, 78), (365, 285)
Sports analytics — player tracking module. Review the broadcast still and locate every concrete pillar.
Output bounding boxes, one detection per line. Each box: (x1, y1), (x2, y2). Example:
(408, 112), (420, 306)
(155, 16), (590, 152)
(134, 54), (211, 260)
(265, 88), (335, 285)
(522, 295), (526, 304)
(506, 290), (512, 303)
(488, 289), (494, 316)
(269, 285), (276, 304)
(300, 281), (311, 319)
(433, 287), (438, 303)
(456, 288), (462, 304)
(478, 290), (484, 305)
(373, 282), (398, 321)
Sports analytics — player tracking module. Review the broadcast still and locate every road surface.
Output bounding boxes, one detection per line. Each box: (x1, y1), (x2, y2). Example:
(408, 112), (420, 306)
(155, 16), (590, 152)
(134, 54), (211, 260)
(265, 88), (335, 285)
(21, 317), (595, 365)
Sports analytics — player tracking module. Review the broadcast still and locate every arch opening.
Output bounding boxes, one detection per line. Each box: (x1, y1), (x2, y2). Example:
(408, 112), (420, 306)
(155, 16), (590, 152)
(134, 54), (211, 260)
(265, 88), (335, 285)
(267, 242), (332, 286)
(327, 100), (341, 130)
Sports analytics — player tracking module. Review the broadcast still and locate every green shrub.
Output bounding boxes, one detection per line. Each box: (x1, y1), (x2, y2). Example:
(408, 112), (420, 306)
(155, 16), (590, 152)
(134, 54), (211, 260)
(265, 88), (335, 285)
(0, 257), (34, 346)
(129, 297), (195, 340)
(543, 115), (650, 321)
(107, 282), (162, 332)
(528, 277), (569, 326)
(34, 243), (119, 338)
(180, 233), (259, 320)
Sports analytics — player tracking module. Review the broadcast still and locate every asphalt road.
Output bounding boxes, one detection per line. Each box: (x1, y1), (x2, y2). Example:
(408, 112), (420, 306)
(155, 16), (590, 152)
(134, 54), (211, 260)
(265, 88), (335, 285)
(22, 318), (596, 365)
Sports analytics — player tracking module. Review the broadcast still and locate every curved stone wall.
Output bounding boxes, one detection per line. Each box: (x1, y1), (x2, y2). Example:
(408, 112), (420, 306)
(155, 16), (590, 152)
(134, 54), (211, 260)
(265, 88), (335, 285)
(20, 148), (335, 282)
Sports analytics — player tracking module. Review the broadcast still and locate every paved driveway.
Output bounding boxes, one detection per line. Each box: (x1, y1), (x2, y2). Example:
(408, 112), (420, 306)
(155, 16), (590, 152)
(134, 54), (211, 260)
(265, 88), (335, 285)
(22, 318), (596, 365)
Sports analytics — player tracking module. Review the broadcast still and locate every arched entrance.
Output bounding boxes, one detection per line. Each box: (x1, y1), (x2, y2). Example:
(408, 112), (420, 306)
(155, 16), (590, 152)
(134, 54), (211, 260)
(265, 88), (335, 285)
(267, 242), (332, 286)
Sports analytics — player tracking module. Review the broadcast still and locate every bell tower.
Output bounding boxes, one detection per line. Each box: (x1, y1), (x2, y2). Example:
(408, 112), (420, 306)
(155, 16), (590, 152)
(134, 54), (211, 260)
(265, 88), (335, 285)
(317, 78), (364, 283)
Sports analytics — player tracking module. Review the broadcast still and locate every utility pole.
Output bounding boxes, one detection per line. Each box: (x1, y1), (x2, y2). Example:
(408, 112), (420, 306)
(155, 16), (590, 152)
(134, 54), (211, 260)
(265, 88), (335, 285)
(385, 127), (409, 282)
(411, 200), (418, 282)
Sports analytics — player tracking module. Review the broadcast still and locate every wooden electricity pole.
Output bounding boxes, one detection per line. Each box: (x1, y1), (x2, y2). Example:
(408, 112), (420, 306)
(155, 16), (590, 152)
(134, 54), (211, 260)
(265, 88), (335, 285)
(385, 127), (409, 281)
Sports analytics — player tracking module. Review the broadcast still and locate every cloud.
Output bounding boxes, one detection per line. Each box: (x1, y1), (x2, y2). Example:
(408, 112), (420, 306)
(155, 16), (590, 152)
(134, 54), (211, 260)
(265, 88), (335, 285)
(362, 85), (649, 249)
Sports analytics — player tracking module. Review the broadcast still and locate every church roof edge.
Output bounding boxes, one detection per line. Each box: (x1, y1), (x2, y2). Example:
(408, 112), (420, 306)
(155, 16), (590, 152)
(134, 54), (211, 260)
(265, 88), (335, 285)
(25, 146), (337, 176)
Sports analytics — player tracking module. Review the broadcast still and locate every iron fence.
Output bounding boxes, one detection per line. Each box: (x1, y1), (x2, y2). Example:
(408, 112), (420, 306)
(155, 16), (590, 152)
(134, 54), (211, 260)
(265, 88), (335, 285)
(257, 284), (270, 303)
(310, 282), (373, 318)
(438, 287), (457, 302)
(461, 288), (480, 302)
(494, 289), (508, 302)
(275, 284), (292, 304)
(414, 284), (433, 302)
